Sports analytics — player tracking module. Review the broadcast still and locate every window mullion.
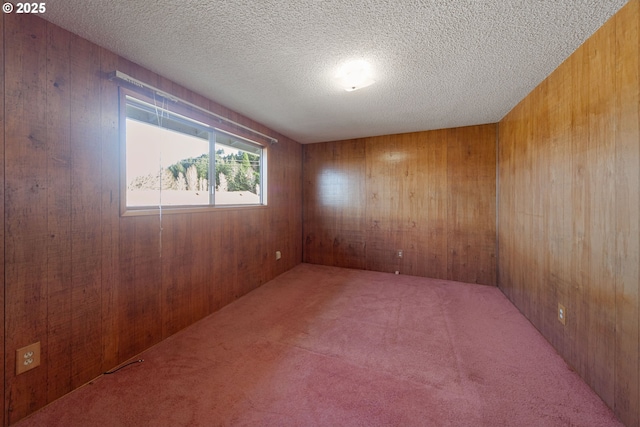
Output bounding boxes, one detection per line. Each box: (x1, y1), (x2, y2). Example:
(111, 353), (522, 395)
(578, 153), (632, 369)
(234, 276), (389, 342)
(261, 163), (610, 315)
(209, 131), (216, 206)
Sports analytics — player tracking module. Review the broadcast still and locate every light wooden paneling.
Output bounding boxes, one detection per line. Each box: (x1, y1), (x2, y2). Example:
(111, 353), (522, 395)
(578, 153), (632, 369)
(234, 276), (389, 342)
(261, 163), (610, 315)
(3, 15), (302, 425)
(614, 1), (640, 424)
(498, 2), (640, 425)
(304, 125), (496, 286)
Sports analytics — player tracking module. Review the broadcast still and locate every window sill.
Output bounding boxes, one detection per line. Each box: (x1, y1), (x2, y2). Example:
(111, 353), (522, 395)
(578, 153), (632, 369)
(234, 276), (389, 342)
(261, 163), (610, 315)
(121, 204), (268, 217)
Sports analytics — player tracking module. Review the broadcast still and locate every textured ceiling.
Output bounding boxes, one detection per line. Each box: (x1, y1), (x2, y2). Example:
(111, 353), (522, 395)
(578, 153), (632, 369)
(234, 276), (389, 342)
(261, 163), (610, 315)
(41, 1), (627, 144)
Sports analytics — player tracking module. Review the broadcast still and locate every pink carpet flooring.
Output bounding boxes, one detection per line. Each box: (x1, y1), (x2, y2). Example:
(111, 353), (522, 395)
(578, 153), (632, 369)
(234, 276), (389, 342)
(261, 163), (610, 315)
(16, 264), (622, 426)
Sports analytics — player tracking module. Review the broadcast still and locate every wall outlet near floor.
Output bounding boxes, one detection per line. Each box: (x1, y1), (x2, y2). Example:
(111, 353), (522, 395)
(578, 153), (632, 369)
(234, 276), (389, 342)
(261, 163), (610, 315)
(558, 303), (566, 326)
(16, 342), (41, 375)
(397, 250), (403, 258)
(275, 251), (282, 260)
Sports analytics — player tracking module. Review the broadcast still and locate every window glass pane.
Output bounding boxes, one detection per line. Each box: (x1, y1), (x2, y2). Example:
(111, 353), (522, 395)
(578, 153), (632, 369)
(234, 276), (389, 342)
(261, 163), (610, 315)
(126, 118), (210, 207)
(214, 132), (262, 205)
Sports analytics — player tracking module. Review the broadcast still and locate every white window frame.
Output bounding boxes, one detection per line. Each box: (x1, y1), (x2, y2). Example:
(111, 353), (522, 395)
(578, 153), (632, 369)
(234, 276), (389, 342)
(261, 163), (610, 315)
(120, 88), (268, 215)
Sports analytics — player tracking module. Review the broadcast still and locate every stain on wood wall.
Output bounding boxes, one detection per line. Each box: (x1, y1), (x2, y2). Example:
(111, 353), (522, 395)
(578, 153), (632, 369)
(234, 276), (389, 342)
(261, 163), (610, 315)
(303, 125), (497, 286)
(498, 1), (640, 425)
(2, 14), (302, 425)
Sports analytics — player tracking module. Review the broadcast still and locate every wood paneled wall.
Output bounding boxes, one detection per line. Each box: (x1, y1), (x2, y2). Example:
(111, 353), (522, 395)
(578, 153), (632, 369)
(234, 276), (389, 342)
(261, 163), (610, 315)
(0, 12), (5, 425)
(2, 14), (302, 425)
(303, 125), (496, 286)
(498, 1), (640, 425)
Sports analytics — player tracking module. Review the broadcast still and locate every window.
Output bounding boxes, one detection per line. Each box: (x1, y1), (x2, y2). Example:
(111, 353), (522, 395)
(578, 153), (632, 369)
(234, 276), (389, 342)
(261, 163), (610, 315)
(122, 91), (267, 211)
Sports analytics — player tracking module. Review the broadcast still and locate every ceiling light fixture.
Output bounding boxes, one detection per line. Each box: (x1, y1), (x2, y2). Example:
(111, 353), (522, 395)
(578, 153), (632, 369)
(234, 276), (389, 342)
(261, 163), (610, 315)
(335, 59), (375, 92)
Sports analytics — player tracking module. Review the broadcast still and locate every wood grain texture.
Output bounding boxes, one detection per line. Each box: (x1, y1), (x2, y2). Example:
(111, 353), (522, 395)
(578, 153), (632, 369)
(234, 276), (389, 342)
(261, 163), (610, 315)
(44, 21), (72, 405)
(446, 125), (497, 285)
(3, 15), (302, 425)
(614, 1), (640, 424)
(0, 13), (5, 427)
(415, 129), (448, 280)
(4, 14), (49, 424)
(304, 125), (496, 285)
(99, 46), (120, 372)
(498, 2), (640, 425)
(304, 140), (367, 270)
(69, 32), (103, 389)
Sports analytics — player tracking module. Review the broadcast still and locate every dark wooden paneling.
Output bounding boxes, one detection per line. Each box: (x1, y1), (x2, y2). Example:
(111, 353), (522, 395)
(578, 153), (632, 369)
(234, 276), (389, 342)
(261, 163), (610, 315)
(161, 213), (193, 338)
(44, 22), (72, 404)
(4, 15), (49, 424)
(446, 126), (496, 285)
(365, 134), (419, 275)
(235, 209), (270, 296)
(69, 32), (103, 389)
(161, 212), (213, 338)
(99, 47), (120, 372)
(498, 2), (640, 425)
(0, 13), (5, 427)
(415, 129), (448, 280)
(3, 15), (303, 425)
(209, 210), (237, 312)
(304, 125), (496, 285)
(303, 140), (367, 269)
(267, 138), (301, 279)
(132, 216), (163, 353)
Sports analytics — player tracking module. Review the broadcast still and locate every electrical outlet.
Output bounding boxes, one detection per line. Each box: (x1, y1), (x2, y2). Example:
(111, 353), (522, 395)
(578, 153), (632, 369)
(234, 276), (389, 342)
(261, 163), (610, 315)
(275, 251), (281, 260)
(397, 250), (403, 258)
(16, 342), (41, 375)
(558, 303), (566, 326)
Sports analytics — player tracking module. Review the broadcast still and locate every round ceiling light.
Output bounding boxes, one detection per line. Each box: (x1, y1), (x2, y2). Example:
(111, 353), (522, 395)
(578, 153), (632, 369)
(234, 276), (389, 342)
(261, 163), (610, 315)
(335, 59), (375, 92)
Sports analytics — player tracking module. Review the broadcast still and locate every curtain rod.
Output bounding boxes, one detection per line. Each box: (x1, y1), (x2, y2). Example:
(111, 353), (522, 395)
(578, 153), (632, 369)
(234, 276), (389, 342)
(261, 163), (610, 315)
(108, 70), (278, 144)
